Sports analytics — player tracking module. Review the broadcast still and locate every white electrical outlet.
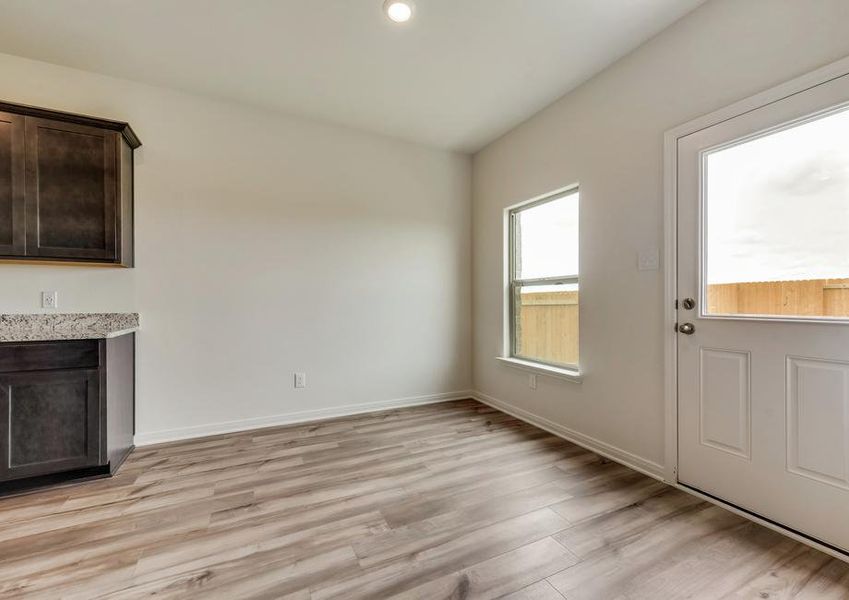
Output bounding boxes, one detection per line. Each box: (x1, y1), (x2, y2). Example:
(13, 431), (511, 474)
(528, 373), (537, 390)
(41, 291), (58, 309)
(294, 372), (306, 389)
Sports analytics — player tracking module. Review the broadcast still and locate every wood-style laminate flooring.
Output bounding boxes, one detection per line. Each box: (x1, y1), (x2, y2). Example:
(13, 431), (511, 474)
(1, 399), (847, 599)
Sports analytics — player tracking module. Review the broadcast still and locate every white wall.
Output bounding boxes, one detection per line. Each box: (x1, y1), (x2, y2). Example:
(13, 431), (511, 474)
(0, 53), (472, 441)
(472, 0), (849, 474)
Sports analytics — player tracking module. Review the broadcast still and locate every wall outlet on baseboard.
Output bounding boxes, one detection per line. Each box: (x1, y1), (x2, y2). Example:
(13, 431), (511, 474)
(41, 291), (59, 309)
(528, 374), (537, 390)
(294, 372), (306, 389)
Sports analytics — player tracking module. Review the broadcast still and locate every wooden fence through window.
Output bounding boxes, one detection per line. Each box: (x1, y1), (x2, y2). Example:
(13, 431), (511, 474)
(515, 278), (849, 368)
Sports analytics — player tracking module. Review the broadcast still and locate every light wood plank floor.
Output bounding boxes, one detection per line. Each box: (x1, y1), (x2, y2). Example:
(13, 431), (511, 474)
(1, 399), (847, 599)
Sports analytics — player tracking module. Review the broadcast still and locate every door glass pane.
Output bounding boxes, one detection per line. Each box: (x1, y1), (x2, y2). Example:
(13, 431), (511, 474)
(514, 192), (578, 280)
(514, 283), (578, 367)
(704, 107), (849, 318)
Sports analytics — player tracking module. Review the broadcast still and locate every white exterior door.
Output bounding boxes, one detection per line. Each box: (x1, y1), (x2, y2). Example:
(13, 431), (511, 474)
(677, 72), (849, 553)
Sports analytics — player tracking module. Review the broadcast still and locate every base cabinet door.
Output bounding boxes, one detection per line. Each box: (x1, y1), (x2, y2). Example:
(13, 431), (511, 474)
(0, 369), (101, 481)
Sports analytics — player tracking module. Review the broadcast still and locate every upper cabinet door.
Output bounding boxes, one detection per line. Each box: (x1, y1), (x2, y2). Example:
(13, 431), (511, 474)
(24, 117), (118, 262)
(0, 112), (25, 257)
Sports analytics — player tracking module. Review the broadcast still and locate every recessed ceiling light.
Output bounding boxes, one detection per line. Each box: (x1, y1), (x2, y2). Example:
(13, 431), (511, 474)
(383, 0), (414, 23)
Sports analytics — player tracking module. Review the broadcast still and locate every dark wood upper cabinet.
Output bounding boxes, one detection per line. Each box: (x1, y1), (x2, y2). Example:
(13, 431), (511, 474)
(0, 101), (140, 267)
(0, 111), (25, 256)
(26, 118), (118, 261)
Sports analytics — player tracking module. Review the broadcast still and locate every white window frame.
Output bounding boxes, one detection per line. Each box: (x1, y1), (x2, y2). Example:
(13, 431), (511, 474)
(499, 185), (582, 382)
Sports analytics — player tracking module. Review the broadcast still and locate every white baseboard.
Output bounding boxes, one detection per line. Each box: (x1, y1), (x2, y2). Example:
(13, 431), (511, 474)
(134, 390), (474, 446)
(470, 390), (849, 561)
(133, 385), (848, 563)
(470, 390), (666, 481)
(135, 387), (665, 482)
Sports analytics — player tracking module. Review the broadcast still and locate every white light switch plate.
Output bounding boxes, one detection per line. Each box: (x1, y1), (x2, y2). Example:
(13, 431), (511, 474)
(294, 372), (306, 389)
(638, 249), (659, 271)
(41, 291), (58, 309)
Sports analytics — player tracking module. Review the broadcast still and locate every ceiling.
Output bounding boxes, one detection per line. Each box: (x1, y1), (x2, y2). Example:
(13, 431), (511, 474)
(0, 0), (707, 152)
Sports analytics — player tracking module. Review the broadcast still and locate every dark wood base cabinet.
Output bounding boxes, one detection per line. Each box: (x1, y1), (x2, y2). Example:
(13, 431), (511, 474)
(0, 334), (134, 494)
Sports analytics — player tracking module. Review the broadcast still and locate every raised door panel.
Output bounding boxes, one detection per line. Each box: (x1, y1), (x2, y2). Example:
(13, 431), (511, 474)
(24, 117), (117, 261)
(699, 348), (751, 459)
(786, 356), (849, 490)
(0, 112), (25, 256)
(0, 369), (101, 481)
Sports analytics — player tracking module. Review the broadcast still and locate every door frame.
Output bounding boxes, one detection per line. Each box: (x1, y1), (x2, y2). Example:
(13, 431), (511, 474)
(662, 54), (849, 560)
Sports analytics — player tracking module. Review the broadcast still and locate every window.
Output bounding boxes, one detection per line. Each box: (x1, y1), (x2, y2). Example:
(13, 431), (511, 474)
(507, 187), (579, 370)
(704, 106), (849, 319)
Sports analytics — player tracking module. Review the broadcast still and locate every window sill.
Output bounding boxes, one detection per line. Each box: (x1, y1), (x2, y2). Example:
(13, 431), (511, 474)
(495, 357), (583, 383)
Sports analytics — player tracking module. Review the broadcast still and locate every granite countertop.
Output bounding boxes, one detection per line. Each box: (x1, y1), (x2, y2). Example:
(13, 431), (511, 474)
(0, 313), (139, 342)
